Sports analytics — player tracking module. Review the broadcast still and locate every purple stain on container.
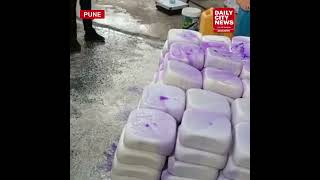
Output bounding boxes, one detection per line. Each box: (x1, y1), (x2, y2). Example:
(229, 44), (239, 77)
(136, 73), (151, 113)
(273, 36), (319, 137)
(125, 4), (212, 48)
(181, 31), (199, 41)
(234, 42), (244, 48)
(203, 67), (236, 82)
(201, 42), (229, 52)
(159, 56), (164, 65)
(208, 47), (243, 64)
(172, 48), (183, 57)
(184, 46), (193, 55)
(232, 41), (250, 59)
(160, 96), (169, 100)
(183, 46), (195, 66)
(239, 46), (245, 56)
(159, 64), (164, 71)
(169, 42), (204, 70)
(209, 48), (233, 58)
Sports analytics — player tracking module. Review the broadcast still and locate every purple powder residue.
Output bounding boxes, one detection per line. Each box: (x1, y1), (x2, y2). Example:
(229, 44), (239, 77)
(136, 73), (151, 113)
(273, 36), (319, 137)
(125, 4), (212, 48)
(111, 142), (117, 151)
(232, 42), (250, 59)
(145, 123), (150, 127)
(160, 96), (169, 100)
(98, 141), (118, 172)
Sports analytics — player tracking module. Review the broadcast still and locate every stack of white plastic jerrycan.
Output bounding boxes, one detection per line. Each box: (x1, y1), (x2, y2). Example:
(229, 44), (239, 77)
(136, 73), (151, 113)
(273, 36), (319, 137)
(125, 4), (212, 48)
(111, 29), (250, 180)
(200, 35), (248, 103)
(157, 29), (204, 90)
(139, 83), (186, 124)
(232, 36), (250, 98)
(111, 108), (177, 180)
(234, 36), (250, 98)
(161, 88), (233, 180)
(217, 98), (250, 180)
(155, 31), (250, 102)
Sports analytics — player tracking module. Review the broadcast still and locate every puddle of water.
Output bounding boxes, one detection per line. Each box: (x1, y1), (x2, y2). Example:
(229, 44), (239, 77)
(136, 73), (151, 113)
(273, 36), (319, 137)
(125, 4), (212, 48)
(93, 6), (144, 35)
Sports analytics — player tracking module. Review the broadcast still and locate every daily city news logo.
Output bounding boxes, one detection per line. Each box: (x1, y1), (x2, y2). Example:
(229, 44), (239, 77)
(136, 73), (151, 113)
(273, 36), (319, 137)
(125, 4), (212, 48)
(213, 8), (235, 33)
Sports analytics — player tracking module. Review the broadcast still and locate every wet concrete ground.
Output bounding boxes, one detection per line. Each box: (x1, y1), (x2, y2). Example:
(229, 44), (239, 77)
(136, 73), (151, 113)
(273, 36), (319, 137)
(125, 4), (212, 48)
(70, 23), (163, 180)
(77, 0), (181, 40)
(76, 0), (215, 40)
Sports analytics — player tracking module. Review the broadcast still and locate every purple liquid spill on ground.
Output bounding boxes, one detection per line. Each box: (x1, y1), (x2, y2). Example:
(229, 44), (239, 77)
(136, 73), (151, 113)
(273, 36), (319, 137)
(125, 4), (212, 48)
(160, 96), (169, 100)
(111, 142), (117, 151)
(99, 141), (118, 172)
